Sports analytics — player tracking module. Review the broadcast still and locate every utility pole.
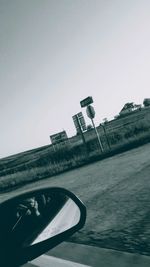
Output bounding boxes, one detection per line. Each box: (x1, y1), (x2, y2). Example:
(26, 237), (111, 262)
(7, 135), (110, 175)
(90, 117), (104, 153)
(100, 123), (111, 150)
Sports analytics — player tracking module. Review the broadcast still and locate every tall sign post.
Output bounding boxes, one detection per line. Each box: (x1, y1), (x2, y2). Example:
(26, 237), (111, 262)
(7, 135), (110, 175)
(72, 112), (86, 134)
(80, 96), (104, 153)
(72, 113), (88, 156)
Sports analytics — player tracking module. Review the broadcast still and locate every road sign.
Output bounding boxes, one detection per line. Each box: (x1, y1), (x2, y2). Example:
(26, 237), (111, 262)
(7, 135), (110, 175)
(72, 115), (79, 133)
(72, 113), (88, 156)
(80, 96), (93, 108)
(79, 117), (86, 131)
(76, 112), (83, 118)
(72, 112), (86, 133)
(86, 105), (95, 119)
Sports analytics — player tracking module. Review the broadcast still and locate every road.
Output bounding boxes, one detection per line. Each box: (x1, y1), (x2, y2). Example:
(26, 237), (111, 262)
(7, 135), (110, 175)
(23, 254), (91, 267)
(1, 143), (150, 256)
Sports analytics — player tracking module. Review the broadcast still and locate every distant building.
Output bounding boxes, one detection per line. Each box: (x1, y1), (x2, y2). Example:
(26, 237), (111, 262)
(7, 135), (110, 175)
(143, 98), (150, 107)
(119, 102), (134, 117)
(119, 107), (133, 116)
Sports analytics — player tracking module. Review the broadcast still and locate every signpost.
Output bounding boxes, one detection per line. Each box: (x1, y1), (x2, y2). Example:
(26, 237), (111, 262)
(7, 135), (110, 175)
(86, 105), (95, 119)
(72, 112), (86, 133)
(80, 97), (104, 153)
(86, 105), (103, 152)
(72, 113), (88, 156)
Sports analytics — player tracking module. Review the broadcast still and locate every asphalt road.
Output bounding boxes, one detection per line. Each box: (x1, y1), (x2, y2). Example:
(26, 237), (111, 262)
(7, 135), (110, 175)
(1, 143), (150, 256)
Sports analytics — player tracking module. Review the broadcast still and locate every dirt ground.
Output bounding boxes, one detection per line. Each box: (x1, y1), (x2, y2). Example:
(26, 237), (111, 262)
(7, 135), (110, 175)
(1, 143), (150, 255)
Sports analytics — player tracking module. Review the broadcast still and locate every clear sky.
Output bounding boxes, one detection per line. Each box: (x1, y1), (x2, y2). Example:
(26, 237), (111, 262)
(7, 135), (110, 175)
(1, 0), (150, 159)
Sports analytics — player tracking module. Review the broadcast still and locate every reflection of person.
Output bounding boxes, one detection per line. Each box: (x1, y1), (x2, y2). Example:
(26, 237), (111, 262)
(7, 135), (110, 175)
(16, 198), (40, 221)
(10, 197), (43, 247)
(0, 193), (68, 252)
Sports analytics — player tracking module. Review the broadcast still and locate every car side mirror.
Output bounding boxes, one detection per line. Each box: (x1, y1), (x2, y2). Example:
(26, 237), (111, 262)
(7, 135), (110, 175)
(0, 187), (86, 267)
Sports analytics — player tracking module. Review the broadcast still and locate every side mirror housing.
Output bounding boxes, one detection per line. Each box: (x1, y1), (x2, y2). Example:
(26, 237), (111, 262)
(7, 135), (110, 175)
(0, 187), (86, 267)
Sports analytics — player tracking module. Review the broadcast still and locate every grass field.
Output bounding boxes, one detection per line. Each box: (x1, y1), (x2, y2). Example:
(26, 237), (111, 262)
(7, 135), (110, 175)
(1, 107), (150, 189)
(1, 143), (150, 256)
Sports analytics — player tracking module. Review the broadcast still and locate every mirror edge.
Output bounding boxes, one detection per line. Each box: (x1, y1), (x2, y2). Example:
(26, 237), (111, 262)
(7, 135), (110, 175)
(0, 187), (86, 267)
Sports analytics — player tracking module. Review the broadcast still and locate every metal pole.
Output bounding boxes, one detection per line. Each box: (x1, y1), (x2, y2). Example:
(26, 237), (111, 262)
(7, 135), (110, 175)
(91, 118), (104, 153)
(101, 124), (111, 150)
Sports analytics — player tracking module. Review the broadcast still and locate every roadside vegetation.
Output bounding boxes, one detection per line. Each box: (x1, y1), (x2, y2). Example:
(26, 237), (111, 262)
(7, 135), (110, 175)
(0, 108), (150, 191)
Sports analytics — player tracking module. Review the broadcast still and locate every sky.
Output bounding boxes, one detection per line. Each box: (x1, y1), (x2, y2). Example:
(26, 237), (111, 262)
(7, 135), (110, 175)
(1, 0), (150, 159)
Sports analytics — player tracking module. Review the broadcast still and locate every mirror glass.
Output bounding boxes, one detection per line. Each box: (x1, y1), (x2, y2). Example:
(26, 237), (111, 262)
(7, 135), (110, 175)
(0, 191), (81, 248)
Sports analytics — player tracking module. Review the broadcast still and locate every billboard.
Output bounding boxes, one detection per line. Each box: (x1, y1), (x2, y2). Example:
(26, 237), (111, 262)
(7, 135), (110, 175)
(50, 131), (68, 145)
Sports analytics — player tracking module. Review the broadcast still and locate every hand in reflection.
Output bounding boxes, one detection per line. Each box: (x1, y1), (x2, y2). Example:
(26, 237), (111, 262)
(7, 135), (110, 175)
(16, 198), (41, 219)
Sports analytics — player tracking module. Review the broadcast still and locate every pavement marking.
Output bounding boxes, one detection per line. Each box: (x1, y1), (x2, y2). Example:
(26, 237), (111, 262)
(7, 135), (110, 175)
(31, 254), (92, 267)
(22, 263), (37, 267)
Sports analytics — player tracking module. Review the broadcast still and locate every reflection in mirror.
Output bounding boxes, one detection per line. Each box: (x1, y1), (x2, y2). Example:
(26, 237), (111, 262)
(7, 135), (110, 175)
(32, 197), (80, 245)
(0, 191), (81, 248)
